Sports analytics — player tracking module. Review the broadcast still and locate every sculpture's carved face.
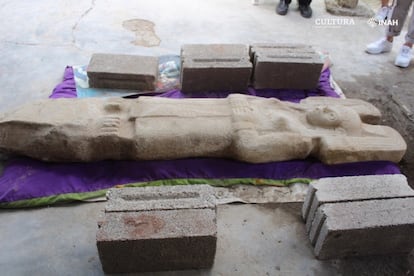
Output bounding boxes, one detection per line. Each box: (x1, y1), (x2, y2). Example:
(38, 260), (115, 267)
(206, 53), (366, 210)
(306, 106), (341, 128)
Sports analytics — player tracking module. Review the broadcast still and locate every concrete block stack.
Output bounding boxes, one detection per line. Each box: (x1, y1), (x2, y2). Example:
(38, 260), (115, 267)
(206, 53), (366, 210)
(180, 44), (253, 93)
(87, 43), (325, 93)
(87, 53), (158, 91)
(96, 185), (217, 273)
(250, 43), (323, 90)
(302, 174), (414, 260)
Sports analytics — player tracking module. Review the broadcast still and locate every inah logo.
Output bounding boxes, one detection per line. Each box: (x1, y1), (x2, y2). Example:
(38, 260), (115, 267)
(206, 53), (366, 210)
(367, 17), (399, 28)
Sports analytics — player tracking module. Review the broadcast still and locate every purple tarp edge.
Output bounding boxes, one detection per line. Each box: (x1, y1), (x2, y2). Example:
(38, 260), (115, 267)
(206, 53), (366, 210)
(0, 66), (401, 204)
(0, 158), (400, 203)
(49, 66), (76, 99)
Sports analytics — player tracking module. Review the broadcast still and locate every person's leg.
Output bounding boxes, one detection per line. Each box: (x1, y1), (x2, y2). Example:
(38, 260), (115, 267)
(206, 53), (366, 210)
(376, 0), (392, 21)
(386, 0), (412, 41)
(276, 0), (291, 15)
(405, 3), (414, 45)
(395, 2), (414, 67)
(366, 0), (411, 54)
(298, 0), (312, 18)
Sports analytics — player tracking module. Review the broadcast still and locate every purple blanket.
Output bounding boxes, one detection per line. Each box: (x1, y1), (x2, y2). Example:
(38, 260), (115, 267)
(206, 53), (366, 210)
(0, 66), (400, 208)
(0, 157), (399, 207)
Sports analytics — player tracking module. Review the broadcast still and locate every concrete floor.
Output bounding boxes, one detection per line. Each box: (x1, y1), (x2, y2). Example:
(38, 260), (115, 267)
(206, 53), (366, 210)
(2, 201), (412, 276)
(0, 0), (410, 114)
(0, 0), (413, 275)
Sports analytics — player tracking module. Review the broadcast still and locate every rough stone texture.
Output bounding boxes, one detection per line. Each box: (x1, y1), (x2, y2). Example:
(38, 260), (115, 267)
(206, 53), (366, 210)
(249, 43), (312, 60)
(337, 0), (358, 9)
(97, 209), (217, 273)
(180, 44), (252, 93)
(0, 95), (407, 164)
(87, 53), (158, 90)
(182, 43), (250, 63)
(302, 174), (414, 232)
(213, 183), (308, 204)
(105, 185), (216, 212)
(325, 0), (374, 17)
(250, 44), (323, 90)
(88, 78), (152, 91)
(300, 96), (381, 125)
(97, 185), (218, 273)
(310, 198), (414, 260)
(0, 94), (406, 164)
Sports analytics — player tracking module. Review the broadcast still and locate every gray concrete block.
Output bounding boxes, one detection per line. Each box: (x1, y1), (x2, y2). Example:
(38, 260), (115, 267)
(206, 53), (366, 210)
(98, 185), (218, 273)
(302, 174), (414, 233)
(97, 209), (217, 273)
(105, 185), (216, 212)
(250, 44), (323, 90)
(250, 43), (312, 60)
(87, 53), (158, 90)
(310, 198), (414, 260)
(183, 44), (250, 60)
(180, 44), (252, 93)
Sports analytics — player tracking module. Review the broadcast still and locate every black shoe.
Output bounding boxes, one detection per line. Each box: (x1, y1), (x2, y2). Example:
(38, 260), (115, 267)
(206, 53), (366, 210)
(276, 0), (289, 15)
(299, 5), (312, 18)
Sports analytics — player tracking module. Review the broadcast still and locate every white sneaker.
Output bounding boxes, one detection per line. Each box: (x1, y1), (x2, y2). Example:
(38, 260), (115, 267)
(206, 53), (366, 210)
(394, 45), (412, 68)
(375, 6), (389, 22)
(365, 38), (393, 54)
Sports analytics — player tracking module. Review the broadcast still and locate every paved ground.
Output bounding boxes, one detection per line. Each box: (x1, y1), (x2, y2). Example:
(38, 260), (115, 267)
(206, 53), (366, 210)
(0, 0), (413, 275)
(1, 202), (412, 276)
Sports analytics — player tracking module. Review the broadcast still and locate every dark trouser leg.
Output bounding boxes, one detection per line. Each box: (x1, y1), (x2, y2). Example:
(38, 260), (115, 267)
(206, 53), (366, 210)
(298, 0), (312, 17)
(299, 0), (311, 6)
(277, 0), (291, 15)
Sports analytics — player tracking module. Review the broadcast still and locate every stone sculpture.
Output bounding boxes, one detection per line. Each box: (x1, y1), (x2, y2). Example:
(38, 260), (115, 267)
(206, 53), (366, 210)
(0, 94), (406, 164)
